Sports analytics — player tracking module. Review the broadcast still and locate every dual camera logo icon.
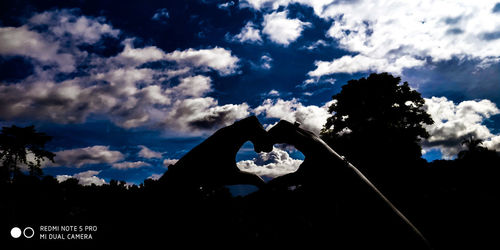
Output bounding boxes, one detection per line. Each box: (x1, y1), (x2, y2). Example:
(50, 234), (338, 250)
(10, 227), (34, 239)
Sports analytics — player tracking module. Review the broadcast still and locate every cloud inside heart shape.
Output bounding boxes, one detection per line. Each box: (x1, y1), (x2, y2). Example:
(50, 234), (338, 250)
(237, 144), (304, 178)
(161, 116), (315, 188)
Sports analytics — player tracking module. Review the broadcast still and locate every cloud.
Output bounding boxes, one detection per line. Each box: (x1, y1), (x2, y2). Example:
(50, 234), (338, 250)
(115, 39), (167, 66)
(240, 0), (334, 17)
(262, 10), (311, 46)
(244, 1), (500, 75)
(163, 98), (250, 133)
(112, 161), (151, 170)
(237, 146), (303, 178)
(240, 0), (292, 10)
(301, 39), (328, 50)
(56, 170), (106, 186)
(423, 96), (500, 158)
(254, 98), (334, 135)
(48, 146), (124, 168)
(266, 89), (280, 97)
(308, 1), (500, 76)
(0, 10), (249, 135)
(300, 76), (336, 89)
(250, 53), (273, 70)
(116, 40), (240, 76)
(0, 69), (157, 126)
(484, 135), (500, 151)
(231, 21), (263, 44)
(166, 75), (212, 98)
(29, 9), (120, 45)
(138, 145), (163, 159)
(165, 47), (240, 76)
(163, 158), (179, 167)
(218, 1), (235, 10)
(147, 173), (163, 180)
(0, 26), (76, 73)
(152, 8), (169, 23)
(259, 54), (273, 69)
(308, 54), (425, 76)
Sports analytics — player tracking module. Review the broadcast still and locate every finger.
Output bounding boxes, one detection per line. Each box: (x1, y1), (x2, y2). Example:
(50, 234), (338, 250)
(246, 118), (274, 153)
(267, 120), (296, 144)
(268, 120), (312, 146)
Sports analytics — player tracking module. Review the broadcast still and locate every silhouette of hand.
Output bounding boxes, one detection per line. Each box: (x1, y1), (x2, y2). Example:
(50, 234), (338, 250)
(160, 116), (273, 188)
(267, 120), (333, 158)
(266, 120), (345, 187)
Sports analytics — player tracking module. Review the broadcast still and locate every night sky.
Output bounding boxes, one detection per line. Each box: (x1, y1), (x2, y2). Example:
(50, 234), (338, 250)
(1, 0), (499, 185)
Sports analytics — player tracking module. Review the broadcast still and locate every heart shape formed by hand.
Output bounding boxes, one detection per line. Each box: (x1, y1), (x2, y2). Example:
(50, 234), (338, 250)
(159, 116), (330, 188)
(160, 116), (274, 188)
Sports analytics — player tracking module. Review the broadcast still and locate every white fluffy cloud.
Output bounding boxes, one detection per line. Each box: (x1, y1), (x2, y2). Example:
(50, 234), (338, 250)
(484, 136), (500, 151)
(262, 10), (310, 46)
(243, 1), (500, 75)
(254, 98), (334, 135)
(0, 10), (249, 135)
(310, 0), (500, 75)
(56, 170), (107, 186)
(231, 21), (263, 44)
(423, 97), (500, 158)
(237, 146), (303, 178)
(138, 145), (163, 159)
(166, 75), (212, 98)
(164, 47), (240, 76)
(308, 54), (425, 76)
(114, 40), (239, 77)
(0, 26), (76, 73)
(111, 161), (151, 170)
(48, 146), (124, 168)
(116, 39), (167, 66)
(0, 9), (115, 72)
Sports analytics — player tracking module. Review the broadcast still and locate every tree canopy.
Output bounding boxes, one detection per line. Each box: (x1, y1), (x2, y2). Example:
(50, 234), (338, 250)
(321, 73), (434, 179)
(0, 125), (55, 180)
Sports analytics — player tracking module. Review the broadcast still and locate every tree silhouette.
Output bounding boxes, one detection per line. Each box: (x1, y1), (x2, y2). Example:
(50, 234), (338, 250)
(321, 73), (433, 185)
(459, 136), (485, 155)
(0, 125), (55, 181)
(457, 136), (499, 162)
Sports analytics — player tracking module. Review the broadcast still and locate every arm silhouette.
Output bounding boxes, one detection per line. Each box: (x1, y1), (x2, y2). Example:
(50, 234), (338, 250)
(267, 120), (430, 249)
(159, 116), (273, 189)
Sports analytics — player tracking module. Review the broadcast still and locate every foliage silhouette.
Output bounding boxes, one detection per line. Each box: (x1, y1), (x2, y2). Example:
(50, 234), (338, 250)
(321, 73), (432, 161)
(0, 125), (55, 181)
(458, 136), (488, 159)
(425, 143), (500, 250)
(321, 73), (434, 201)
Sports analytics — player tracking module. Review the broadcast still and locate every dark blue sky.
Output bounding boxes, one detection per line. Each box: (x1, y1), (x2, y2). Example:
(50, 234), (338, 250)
(1, 0), (499, 184)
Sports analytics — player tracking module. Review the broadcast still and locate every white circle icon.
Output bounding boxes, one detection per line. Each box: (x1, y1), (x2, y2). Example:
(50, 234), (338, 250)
(23, 227), (34, 239)
(10, 227), (22, 238)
